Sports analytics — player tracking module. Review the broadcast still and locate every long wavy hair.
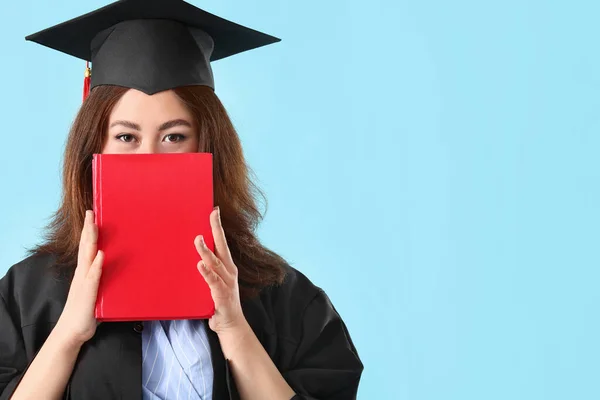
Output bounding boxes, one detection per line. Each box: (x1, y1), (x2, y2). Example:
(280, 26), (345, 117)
(31, 85), (287, 300)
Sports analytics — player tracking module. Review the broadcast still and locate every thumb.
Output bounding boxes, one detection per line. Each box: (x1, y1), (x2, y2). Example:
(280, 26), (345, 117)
(85, 250), (104, 300)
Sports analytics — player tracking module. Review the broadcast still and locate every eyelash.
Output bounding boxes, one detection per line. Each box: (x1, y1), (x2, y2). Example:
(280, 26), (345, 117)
(115, 134), (135, 143)
(115, 133), (186, 143)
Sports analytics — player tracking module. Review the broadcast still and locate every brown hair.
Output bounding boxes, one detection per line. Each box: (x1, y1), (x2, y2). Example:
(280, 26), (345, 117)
(31, 85), (287, 299)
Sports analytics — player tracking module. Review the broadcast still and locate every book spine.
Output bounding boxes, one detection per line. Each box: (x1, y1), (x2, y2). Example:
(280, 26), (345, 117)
(92, 154), (104, 319)
(92, 154), (102, 229)
(92, 154), (97, 223)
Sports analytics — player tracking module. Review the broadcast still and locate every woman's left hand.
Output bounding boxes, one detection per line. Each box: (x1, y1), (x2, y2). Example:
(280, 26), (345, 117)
(195, 207), (247, 335)
(195, 209), (296, 398)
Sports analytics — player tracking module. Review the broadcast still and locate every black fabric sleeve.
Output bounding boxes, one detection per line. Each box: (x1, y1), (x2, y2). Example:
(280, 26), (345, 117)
(0, 291), (28, 400)
(283, 290), (363, 400)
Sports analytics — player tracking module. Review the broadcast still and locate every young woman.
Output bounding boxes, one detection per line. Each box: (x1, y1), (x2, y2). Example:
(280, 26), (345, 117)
(0, 1), (363, 400)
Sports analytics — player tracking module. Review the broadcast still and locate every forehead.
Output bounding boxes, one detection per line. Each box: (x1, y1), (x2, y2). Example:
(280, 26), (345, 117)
(109, 89), (192, 123)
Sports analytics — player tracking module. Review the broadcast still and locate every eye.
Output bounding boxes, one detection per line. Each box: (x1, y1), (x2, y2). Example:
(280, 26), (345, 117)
(116, 134), (136, 143)
(164, 134), (186, 143)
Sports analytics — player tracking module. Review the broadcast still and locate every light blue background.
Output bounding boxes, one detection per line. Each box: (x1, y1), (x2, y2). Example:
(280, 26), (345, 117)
(1, 1), (599, 399)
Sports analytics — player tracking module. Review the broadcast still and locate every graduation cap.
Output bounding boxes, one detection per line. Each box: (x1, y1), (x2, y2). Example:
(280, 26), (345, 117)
(25, 0), (280, 101)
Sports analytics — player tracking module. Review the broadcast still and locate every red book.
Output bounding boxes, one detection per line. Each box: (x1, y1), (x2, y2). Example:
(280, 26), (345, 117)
(92, 153), (215, 321)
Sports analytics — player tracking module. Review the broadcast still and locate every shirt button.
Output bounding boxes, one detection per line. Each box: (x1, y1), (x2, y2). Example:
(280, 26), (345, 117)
(133, 322), (144, 333)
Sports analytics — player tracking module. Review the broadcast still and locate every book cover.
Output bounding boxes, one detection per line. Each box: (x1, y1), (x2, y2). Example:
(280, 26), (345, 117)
(92, 153), (215, 321)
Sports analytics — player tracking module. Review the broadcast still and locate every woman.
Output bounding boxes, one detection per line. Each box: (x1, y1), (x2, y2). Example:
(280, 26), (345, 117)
(0, 1), (363, 400)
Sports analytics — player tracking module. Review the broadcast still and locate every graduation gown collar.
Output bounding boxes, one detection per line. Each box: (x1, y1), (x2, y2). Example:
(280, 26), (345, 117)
(63, 319), (238, 400)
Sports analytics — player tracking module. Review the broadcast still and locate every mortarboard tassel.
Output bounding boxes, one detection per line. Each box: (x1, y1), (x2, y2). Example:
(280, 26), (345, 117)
(83, 61), (91, 102)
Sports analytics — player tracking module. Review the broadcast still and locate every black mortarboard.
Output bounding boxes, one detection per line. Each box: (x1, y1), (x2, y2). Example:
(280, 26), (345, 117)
(25, 0), (280, 97)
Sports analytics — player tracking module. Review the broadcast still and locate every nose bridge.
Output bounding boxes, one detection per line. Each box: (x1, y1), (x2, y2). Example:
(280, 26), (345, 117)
(138, 134), (159, 154)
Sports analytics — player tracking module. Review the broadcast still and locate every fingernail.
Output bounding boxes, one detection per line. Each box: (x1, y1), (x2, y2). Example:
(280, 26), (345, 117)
(215, 206), (221, 221)
(199, 235), (206, 249)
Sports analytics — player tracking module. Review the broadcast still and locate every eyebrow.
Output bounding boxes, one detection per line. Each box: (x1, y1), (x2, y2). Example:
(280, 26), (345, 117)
(110, 120), (141, 130)
(109, 119), (192, 131)
(158, 119), (192, 131)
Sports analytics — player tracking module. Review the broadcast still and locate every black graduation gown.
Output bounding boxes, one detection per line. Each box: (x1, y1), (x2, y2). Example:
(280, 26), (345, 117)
(0, 253), (363, 400)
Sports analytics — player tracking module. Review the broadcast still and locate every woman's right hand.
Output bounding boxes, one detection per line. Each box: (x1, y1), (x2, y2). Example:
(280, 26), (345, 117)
(55, 210), (104, 347)
(9, 211), (104, 399)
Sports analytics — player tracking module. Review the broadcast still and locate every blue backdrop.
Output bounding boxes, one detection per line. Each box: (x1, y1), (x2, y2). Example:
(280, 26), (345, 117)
(1, 1), (599, 399)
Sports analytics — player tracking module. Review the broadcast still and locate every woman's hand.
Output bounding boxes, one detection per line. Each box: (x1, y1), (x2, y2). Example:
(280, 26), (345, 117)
(195, 209), (296, 399)
(194, 207), (247, 336)
(56, 210), (104, 347)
